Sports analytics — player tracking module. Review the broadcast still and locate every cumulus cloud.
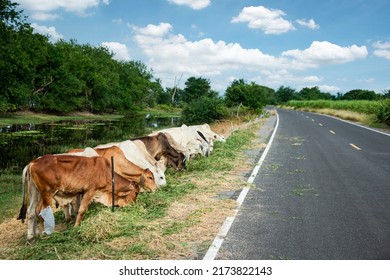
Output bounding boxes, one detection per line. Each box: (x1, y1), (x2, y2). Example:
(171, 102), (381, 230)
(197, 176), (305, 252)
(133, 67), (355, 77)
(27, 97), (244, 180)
(16, 0), (109, 18)
(296, 18), (319, 30)
(318, 85), (340, 92)
(31, 23), (63, 41)
(231, 6), (295, 34)
(167, 0), (211, 10)
(281, 41), (368, 69)
(131, 22), (280, 78)
(373, 41), (390, 60)
(101, 42), (130, 61)
(130, 22), (367, 91)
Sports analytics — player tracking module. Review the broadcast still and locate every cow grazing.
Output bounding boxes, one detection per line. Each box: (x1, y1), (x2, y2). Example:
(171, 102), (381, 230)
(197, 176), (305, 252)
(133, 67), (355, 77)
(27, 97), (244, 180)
(131, 132), (186, 170)
(96, 140), (167, 187)
(153, 125), (212, 158)
(18, 155), (139, 242)
(68, 146), (157, 193)
(191, 123), (226, 143)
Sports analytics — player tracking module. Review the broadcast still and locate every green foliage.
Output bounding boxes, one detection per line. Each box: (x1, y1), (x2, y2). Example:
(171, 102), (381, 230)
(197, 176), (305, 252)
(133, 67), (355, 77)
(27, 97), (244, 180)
(225, 79), (272, 112)
(298, 86), (332, 100)
(375, 99), (390, 125)
(0, 1), (165, 114)
(342, 89), (378, 100)
(181, 96), (229, 124)
(180, 76), (217, 104)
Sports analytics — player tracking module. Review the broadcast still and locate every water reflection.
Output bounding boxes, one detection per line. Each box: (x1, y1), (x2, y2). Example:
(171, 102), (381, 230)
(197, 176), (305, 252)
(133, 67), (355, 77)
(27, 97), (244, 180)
(0, 115), (181, 170)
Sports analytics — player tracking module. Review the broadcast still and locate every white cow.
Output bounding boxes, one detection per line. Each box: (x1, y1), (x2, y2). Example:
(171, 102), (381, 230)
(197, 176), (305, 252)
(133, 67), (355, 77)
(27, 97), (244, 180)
(152, 124), (212, 158)
(96, 140), (167, 187)
(190, 123), (226, 143)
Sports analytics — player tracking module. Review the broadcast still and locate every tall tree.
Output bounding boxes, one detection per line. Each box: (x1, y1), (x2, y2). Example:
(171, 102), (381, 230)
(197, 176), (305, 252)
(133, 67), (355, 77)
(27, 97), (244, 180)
(225, 79), (271, 111)
(180, 76), (217, 104)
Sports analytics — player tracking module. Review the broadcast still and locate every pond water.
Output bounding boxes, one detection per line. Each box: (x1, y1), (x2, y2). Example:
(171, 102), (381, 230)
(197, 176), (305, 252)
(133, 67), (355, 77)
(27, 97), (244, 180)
(0, 114), (181, 171)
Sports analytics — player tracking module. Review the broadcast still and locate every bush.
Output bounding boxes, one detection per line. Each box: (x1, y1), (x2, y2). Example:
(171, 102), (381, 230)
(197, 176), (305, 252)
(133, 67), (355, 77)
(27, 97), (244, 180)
(181, 96), (229, 124)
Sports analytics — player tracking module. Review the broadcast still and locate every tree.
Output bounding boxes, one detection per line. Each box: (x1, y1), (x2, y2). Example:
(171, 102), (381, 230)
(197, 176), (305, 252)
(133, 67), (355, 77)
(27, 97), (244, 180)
(180, 76), (217, 104)
(275, 86), (298, 103)
(182, 96), (228, 124)
(342, 89), (378, 100)
(225, 79), (271, 111)
(1, 0), (51, 111)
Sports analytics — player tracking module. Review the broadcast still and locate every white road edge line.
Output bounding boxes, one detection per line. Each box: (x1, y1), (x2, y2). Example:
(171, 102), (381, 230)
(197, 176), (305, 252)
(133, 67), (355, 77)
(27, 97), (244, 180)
(203, 113), (280, 260)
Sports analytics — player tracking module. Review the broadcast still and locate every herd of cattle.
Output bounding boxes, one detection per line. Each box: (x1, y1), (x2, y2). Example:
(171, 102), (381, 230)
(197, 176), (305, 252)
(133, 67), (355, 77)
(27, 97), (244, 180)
(17, 123), (226, 242)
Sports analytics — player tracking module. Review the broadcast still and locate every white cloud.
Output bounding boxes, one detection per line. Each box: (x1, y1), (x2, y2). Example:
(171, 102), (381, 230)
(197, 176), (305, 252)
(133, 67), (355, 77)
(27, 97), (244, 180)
(373, 41), (390, 49)
(131, 22), (280, 78)
(296, 18), (319, 30)
(130, 22), (368, 91)
(133, 22), (173, 37)
(318, 85), (340, 92)
(253, 70), (322, 86)
(30, 12), (61, 21)
(231, 6), (295, 35)
(101, 42), (130, 61)
(373, 41), (390, 60)
(373, 50), (390, 60)
(167, 0), (211, 10)
(31, 23), (63, 41)
(281, 41), (368, 69)
(16, 0), (109, 19)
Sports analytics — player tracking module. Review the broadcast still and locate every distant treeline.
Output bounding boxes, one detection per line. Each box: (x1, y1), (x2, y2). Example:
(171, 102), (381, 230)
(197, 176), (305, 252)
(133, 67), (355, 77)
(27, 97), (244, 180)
(1, 1), (389, 124)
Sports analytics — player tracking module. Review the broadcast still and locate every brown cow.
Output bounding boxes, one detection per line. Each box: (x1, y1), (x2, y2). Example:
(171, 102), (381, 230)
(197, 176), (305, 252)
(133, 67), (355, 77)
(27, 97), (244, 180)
(63, 146), (156, 223)
(131, 132), (186, 170)
(68, 146), (157, 193)
(18, 155), (139, 242)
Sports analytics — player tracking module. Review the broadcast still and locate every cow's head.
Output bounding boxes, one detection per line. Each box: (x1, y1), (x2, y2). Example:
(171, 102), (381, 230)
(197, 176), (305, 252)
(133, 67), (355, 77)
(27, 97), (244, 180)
(114, 182), (139, 207)
(167, 152), (186, 171)
(140, 168), (157, 193)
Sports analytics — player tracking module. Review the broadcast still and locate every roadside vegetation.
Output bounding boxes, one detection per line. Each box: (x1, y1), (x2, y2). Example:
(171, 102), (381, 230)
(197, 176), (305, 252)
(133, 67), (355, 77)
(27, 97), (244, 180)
(285, 99), (390, 127)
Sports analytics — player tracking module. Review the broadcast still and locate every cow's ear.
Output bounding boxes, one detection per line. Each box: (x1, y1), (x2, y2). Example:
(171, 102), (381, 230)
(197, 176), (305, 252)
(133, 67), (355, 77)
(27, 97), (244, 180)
(117, 190), (132, 197)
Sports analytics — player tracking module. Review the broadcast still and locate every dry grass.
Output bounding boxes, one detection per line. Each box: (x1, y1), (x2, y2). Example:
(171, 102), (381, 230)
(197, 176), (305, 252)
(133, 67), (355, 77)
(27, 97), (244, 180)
(302, 108), (373, 124)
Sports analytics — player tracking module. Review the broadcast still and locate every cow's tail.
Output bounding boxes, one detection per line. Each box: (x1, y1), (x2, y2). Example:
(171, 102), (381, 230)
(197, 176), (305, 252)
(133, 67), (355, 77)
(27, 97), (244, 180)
(17, 164), (30, 223)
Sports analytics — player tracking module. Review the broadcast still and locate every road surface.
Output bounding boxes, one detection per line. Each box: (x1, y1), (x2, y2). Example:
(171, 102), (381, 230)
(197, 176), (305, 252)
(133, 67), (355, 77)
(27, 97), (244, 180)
(215, 109), (390, 260)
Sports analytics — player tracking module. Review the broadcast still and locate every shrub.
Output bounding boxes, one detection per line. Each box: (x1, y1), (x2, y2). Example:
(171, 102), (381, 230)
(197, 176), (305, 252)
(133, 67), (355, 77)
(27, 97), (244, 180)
(181, 96), (229, 124)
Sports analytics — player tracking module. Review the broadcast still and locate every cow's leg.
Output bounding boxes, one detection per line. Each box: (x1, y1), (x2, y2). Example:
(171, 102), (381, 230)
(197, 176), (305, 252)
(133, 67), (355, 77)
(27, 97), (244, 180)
(63, 204), (72, 223)
(74, 192), (93, 226)
(27, 185), (39, 242)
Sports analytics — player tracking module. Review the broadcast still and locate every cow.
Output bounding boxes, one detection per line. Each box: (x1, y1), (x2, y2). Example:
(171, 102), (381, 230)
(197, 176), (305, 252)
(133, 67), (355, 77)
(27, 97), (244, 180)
(62, 146), (157, 223)
(67, 146), (157, 193)
(18, 155), (139, 242)
(153, 125), (212, 158)
(130, 132), (186, 170)
(132, 139), (167, 172)
(96, 140), (167, 187)
(190, 123), (226, 143)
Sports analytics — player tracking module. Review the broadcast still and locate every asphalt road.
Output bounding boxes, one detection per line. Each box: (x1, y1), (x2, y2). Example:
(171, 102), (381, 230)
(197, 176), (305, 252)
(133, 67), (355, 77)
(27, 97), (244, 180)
(215, 109), (390, 260)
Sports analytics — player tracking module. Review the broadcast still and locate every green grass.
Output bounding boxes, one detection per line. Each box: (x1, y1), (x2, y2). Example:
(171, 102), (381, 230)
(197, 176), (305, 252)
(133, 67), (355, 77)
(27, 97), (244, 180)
(285, 99), (390, 126)
(1, 124), (257, 260)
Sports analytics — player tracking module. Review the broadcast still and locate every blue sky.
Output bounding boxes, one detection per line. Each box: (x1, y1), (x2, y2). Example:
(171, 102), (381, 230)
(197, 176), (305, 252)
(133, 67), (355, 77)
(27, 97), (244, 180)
(16, 0), (390, 95)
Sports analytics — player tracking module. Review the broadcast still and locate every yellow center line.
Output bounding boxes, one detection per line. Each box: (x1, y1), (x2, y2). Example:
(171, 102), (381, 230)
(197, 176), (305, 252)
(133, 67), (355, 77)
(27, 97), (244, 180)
(329, 130), (336, 134)
(350, 143), (362, 151)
